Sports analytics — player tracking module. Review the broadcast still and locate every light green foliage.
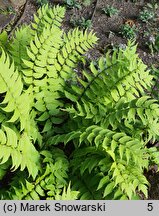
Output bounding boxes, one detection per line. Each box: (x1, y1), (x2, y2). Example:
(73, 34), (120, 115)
(0, 4), (97, 199)
(7, 148), (69, 200)
(55, 183), (79, 200)
(9, 26), (33, 70)
(32, 4), (65, 36)
(0, 51), (31, 130)
(0, 31), (8, 50)
(51, 41), (159, 199)
(0, 4), (159, 200)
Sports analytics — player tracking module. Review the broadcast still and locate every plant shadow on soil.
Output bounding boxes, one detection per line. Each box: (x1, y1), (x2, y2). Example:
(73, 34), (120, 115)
(0, 0), (159, 199)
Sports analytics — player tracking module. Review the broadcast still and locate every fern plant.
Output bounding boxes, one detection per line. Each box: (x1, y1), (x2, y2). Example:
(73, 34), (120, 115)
(0, 4), (97, 200)
(0, 4), (159, 200)
(50, 41), (159, 200)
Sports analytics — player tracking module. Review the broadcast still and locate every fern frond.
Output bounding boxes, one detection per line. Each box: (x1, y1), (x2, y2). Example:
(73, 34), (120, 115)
(64, 42), (153, 122)
(0, 31), (8, 51)
(32, 4), (66, 35)
(24, 109), (42, 145)
(22, 25), (63, 85)
(59, 29), (98, 80)
(71, 172), (103, 200)
(101, 96), (159, 141)
(23, 28), (97, 85)
(33, 78), (64, 134)
(21, 8), (97, 134)
(70, 146), (111, 174)
(55, 182), (79, 200)
(0, 50), (31, 130)
(52, 123), (150, 199)
(8, 148), (69, 200)
(110, 162), (149, 199)
(78, 125), (148, 166)
(0, 127), (40, 179)
(47, 130), (82, 146)
(148, 147), (159, 168)
(18, 132), (40, 178)
(51, 125), (145, 166)
(22, 25), (64, 133)
(70, 144), (149, 199)
(9, 26), (33, 70)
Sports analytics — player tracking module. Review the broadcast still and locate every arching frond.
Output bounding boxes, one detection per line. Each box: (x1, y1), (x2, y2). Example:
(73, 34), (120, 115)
(0, 50), (31, 130)
(8, 148), (69, 200)
(32, 4), (66, 35)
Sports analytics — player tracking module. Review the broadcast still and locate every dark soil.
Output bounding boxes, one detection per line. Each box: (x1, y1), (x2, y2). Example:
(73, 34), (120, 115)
(0, 0), (159, 199)
(147, 171), (159, 199)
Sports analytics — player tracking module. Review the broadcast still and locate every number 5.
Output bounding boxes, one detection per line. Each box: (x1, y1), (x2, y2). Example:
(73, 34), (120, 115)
(147, 203), (153, 211)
